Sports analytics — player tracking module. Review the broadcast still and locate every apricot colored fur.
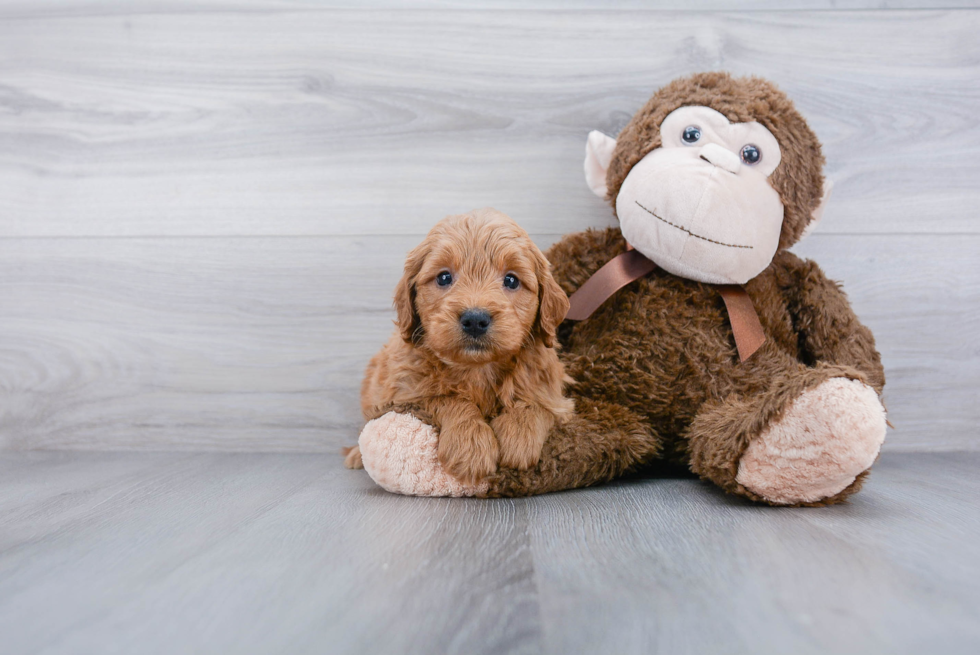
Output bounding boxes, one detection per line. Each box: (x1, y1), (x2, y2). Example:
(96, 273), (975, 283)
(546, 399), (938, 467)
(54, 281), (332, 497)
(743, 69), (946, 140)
(354, 74), (885, 506)
(350, 208), (574, 484)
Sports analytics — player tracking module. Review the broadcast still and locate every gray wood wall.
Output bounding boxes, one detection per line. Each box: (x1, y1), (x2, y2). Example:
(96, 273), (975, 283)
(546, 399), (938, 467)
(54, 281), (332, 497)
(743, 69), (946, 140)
(1, 1), (977, 453)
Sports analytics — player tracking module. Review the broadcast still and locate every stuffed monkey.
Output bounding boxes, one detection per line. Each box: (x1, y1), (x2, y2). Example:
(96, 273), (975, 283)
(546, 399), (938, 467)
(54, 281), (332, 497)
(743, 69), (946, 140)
(355, 72), (887, 506)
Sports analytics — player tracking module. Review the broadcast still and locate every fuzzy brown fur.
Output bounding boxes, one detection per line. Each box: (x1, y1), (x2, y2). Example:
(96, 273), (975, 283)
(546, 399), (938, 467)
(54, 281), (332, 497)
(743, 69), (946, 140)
(350, 208), (574, 484)
(476, 74), (885, 506)
(481, 228), (884, 505)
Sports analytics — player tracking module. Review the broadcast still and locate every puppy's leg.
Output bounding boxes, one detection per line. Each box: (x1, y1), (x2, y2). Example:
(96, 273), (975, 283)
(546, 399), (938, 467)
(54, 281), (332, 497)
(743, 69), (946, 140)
(342, 445), (364, 469)
(431, 399), (499, 485)
(492, 405), (554, 470)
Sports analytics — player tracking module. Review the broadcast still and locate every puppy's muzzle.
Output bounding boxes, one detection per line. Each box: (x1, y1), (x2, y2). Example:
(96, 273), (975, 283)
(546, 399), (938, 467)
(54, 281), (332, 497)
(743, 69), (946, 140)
(459, 309), (492, 338)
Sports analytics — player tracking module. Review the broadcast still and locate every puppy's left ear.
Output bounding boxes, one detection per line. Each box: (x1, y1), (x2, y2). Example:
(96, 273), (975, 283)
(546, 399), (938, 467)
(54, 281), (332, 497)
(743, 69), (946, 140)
(532, 247), (570, 348)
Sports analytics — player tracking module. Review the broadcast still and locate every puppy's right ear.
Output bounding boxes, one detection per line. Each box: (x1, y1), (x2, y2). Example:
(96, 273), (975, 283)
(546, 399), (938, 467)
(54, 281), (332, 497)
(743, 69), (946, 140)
(394, 242), (427, 343)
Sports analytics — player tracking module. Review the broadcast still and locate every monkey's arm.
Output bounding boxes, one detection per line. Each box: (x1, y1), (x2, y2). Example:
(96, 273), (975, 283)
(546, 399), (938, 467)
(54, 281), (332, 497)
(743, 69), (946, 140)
(484, 399), (663, 497)
(775, 252), (885, 393)
(353, 398), (663, 498)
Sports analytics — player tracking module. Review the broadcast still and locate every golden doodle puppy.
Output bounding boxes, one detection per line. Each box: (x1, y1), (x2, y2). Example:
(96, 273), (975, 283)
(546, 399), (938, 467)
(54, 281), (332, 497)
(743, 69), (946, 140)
(345, 208), (574, 483)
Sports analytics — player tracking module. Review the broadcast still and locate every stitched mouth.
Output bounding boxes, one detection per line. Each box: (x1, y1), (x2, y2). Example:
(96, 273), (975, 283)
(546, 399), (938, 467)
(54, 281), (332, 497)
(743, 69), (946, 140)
(635, 201), (753, 250)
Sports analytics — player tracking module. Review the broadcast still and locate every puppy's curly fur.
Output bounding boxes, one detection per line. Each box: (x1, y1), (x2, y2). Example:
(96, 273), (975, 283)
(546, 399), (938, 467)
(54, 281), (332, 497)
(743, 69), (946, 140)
(346, 208), (574, 484)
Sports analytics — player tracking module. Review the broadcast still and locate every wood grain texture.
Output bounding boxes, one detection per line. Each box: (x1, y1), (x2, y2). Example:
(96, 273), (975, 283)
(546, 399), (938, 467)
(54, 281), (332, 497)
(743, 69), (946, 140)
(1, 4), (977, 453)
(1, 233), (975, 452)
(1, 9), (978, 238)
(4, 1), (980, 19)
(0, 451), (977, 654)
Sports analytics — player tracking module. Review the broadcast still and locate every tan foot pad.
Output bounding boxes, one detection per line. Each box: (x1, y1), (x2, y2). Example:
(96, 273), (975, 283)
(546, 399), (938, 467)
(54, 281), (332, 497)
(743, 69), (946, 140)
(358, 412), (489, 497)
(736, 378), (887, 505)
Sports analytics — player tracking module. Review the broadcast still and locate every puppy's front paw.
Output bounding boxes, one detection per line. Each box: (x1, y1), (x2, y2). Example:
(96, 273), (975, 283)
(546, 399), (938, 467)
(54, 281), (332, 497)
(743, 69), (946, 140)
(438, 419), (499, 485)
(492, 409), (550, 470)
(342, 445), (364, 469)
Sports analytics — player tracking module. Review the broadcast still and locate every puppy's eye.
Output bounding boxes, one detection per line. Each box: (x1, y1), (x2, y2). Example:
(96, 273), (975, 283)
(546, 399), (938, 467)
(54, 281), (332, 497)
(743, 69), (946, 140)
(436, 271), (453, 287)
(740, 144), (761, 165)
(503, 273), (520, 290)
(682, 125), (701, 144)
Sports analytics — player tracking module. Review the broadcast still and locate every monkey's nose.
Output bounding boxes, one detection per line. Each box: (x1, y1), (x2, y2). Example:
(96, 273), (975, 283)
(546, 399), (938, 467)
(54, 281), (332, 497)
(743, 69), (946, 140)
(459, 309), (492, 337)
(699, 142), (741, 174)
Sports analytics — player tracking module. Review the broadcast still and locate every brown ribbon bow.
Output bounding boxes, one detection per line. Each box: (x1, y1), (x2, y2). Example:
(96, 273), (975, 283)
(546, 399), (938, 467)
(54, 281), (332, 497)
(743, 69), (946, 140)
(565, 249), (766, 362)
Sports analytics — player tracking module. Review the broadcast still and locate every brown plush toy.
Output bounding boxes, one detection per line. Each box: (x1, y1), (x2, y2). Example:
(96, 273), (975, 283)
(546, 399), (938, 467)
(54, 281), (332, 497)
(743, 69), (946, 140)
(355, 72), (887, 506)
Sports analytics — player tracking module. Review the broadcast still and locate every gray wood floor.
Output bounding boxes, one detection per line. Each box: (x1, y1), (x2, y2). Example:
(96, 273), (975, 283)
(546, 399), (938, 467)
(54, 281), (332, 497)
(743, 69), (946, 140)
(0, 451), (977, 654)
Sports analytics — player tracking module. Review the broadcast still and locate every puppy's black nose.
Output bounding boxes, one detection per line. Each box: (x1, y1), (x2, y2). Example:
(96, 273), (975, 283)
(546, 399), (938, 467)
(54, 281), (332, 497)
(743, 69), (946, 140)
(459, 309), (492, 337)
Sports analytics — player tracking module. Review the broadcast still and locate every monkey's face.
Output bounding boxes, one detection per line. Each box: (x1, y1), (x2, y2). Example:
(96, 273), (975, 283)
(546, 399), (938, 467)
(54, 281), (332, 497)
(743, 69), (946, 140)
(615, 106), (784, 285)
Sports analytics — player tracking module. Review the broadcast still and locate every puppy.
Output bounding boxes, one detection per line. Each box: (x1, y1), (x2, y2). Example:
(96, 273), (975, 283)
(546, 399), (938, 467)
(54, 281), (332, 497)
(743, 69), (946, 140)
(345, 208), (574, 484)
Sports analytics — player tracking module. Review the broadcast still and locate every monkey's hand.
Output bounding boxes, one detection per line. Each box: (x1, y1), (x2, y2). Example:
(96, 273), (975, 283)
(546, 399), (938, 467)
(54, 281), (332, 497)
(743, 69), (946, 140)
(356, 412), (489, 497)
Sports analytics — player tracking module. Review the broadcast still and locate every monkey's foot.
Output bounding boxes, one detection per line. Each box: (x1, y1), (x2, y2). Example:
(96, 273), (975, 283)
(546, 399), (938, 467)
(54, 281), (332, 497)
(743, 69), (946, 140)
(736, 378), (886, 505)
(358, 412), (489, 497)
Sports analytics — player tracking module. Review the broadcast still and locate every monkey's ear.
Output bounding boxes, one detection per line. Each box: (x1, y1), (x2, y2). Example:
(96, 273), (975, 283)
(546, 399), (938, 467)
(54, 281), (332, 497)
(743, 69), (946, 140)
(584, 130), (617, 199)
(532, 248), (570, 349)
(801, 179), (834, 239)
(393, 243), (427, 343)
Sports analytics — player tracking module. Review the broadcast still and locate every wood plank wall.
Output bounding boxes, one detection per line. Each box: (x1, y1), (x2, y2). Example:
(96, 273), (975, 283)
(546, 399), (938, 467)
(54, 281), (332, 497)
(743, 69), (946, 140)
(1, 2), (978, 452)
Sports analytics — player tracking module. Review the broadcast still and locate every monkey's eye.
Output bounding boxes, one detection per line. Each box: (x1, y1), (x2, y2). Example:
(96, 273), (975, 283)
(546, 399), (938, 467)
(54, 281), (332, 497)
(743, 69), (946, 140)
(503, 273), (520, 290)
(682, 126), (701, 144)
(740, 144), (761, 165)
(436, 271), (453, 287)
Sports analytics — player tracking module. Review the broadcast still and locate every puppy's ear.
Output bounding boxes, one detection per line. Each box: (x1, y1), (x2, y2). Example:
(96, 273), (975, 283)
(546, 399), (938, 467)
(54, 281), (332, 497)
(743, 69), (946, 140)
(532, 246), (570, 348)
(394, 242), (427, 343)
